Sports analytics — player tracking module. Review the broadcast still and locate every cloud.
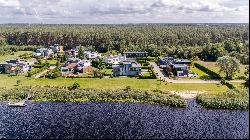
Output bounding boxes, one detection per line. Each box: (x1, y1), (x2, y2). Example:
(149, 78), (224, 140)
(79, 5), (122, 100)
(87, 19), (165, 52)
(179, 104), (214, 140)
(0, 0), (248, 23)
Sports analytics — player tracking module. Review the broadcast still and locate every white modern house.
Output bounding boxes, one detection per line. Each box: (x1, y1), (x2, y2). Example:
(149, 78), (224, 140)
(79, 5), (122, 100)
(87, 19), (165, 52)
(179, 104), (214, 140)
(112, 60), (141, 76)
(33, 48), (53, 58)
(84, 51), (101, 59)
(103, 54), (126, 65)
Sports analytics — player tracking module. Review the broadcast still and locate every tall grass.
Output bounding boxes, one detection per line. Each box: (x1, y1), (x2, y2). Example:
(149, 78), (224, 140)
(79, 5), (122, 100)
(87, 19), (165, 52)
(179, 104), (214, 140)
(0, 86), (186, 107)
(196, 89), (249, 110)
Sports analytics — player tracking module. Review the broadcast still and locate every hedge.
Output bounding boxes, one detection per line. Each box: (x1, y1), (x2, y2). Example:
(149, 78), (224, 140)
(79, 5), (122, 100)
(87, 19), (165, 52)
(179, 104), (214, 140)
(194, 62), (221, 79)
(28, 66), (49, 77)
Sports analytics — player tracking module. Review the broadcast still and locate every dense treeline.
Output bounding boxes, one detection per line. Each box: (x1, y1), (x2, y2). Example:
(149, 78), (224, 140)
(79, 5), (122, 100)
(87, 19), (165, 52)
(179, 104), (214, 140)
(0, 24), (248, 63)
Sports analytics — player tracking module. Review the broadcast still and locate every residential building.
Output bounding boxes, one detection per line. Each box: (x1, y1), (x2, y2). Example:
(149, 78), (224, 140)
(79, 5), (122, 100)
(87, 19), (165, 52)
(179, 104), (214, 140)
(123, 51), (148, 59)
(0, 59), (31, 74)
(33, 48), (53, 58)
(84, 51), (101, 59)
(158, 56), (191, 77)
(112, 60), (141, 76)
(49, 44), (64, 53)
(103, 54), (126, 65)
(65, 49), (79, 58)
(60, 58), (93, 75)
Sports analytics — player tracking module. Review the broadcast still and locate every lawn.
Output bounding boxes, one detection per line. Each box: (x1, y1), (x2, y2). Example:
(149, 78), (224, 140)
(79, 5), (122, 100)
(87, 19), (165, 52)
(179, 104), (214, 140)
(42, 59), (57, 65)
(100, 68), (113, 74)
(0, 51), (32, 62)
(175, 65), (208, 80)
(196, 61), (247, 80)
(190, 65), (208, 77)
(0, 74), (228, 93)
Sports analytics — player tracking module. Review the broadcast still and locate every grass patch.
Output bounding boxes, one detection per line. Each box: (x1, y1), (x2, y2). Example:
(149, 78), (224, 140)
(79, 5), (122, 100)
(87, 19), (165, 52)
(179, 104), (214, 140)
(196, 61), (247, 80)
(42, 60), (57, 65)
(190, 65), (208, 77)
(0, 75), (229, 93)
(0, 86), (187, 108)
(196, 88), (249, 110)
(0, 51), (32, 62)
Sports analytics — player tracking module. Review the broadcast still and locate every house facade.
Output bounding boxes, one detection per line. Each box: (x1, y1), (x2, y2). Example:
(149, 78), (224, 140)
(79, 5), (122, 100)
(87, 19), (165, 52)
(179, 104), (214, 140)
(103, 54), (125, 65)
(33, 48), (53, 58)
(65, 49), (79, 58)
(84, 51), (101, 59)
(123, 51), (148, 59)
(158, 56), (191, 77)
(60, 58), (93, 75)
(112, 60), (141, 76)
(0, 59), (31, 74)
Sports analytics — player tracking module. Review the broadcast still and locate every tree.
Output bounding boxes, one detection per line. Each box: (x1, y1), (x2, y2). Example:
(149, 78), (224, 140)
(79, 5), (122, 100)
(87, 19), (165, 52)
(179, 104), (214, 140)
(78, 46), (84, 59)
(16, 80), (21, 86)
(216, 56), (240, 80)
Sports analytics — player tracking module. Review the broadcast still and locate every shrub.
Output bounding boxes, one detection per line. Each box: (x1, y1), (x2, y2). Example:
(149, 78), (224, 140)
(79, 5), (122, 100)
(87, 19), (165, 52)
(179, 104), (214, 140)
(196, 89), (248, 110)
(68, 82), (80, 90)
(45, 68), (61, 79)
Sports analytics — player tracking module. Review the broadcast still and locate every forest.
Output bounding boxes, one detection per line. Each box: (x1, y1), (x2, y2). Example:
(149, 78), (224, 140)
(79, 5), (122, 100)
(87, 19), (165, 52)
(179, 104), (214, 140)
(0, 23), (249, 63)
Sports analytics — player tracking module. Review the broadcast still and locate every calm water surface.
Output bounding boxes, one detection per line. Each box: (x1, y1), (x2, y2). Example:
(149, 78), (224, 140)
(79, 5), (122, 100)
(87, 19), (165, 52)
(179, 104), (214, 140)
(0, 99), (248, 139)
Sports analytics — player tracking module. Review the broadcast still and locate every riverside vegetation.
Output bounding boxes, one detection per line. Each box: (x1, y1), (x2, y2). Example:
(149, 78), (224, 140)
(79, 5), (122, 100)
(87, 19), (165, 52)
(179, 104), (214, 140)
(0, 85), (186, 108)
(196, 88), (249, 110)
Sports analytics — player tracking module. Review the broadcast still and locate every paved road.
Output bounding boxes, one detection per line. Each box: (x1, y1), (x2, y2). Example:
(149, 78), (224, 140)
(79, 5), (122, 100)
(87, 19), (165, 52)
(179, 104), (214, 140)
(149, 62), (244, 84)
(33, 66), (56, 78)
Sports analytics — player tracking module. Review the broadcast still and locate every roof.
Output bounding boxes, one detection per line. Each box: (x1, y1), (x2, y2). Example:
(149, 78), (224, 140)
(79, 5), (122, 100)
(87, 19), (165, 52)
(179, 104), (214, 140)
(123, 51), (148, 54)
(105, 54), (123, 59)
(131, 62), (141, 68)
(174, 59), (191, 63)
(66, 63), (78, 69)
(173, 64), (187, 68)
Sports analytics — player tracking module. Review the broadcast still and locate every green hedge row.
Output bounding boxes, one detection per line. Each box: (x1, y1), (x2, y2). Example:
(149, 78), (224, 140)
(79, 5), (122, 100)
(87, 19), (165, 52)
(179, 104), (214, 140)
(27, 66), (49, 77)
(194, 62), (221, 79)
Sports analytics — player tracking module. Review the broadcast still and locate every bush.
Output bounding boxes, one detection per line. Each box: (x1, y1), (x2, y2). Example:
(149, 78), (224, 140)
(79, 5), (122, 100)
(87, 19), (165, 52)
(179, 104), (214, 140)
(196, 89), (249, 110)
(45, 68), (61, 79)
(194, 63), (221, 79)
(68, 82), (80, 90)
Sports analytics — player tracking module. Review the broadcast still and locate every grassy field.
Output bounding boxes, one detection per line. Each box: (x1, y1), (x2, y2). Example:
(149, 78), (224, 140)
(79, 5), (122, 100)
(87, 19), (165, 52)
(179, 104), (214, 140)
(0, 51), (32, 62)
(190, 65), (208, 77)
(196, 61), (247, 79)
(42, 59), (57, 65)
(0, 74), (228, 93)
(100, 68), (113, 74)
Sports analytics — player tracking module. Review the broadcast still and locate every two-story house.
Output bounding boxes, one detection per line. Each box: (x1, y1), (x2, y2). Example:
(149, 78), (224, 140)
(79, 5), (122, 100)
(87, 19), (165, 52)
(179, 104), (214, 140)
(103, 54), (126, 65)
(0, 59), (31, 74)
(112, 60), (141, 76)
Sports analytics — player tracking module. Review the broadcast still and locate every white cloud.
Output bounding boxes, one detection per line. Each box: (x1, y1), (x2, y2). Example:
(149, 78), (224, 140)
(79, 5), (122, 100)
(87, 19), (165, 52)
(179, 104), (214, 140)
(0, 0), (248, 23)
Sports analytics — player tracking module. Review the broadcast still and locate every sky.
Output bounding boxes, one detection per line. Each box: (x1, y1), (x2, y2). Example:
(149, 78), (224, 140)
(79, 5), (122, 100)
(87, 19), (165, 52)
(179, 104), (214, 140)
(0, 0), (249, 24)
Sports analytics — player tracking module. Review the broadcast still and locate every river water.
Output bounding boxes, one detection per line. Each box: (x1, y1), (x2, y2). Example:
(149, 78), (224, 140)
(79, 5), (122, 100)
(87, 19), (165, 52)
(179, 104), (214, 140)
(0, 99), (248, 139)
